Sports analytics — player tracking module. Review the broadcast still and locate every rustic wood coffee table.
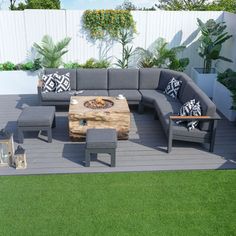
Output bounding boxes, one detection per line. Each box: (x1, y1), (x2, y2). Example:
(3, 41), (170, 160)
(68, 96), (130, 140)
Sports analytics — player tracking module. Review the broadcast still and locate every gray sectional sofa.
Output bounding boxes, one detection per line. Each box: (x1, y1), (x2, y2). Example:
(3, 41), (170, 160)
(37, 68), (220, 152)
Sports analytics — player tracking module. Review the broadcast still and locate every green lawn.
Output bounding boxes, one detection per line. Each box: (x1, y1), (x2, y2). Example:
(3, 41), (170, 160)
(0, 170), (236, 236)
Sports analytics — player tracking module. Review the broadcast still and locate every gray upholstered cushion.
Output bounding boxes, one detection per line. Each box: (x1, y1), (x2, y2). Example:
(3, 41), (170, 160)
(158, 69), (182, 91)
(177, 73), (192, 101)
(17, 106), (55, 127)
(41, 90), (75, 101)
(108, 90), (142, 101)
(154, 98), (182, 118)
(77, 90), (108, 96)
(108, 69), (139, 89)
(76, 69), (108, 90)
(179, 82), (216, 130)
(86, 128), (117, 149)
(140, 89), (177, 104)
(44, 69), (76, 90)
(139, 68), (161, 89)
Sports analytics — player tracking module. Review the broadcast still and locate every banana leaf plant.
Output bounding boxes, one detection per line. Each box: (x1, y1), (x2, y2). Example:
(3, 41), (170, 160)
(197, 18), (232, 74)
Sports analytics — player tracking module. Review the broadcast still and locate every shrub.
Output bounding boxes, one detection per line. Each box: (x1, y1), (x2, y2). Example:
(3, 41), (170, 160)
(80, 58), (110, 68)
(63, 62), (81, 69)
(217, 69), (236, 110)
(0, 61), (16, 71)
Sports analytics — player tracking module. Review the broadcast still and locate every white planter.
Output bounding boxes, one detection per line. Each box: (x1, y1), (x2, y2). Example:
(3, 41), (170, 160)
(191, 68), (217, 98)
(213, 81), (236, 122)
(0, 70), (40, 95)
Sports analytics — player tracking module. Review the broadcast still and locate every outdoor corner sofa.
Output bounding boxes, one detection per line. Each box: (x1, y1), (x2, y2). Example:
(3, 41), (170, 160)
(37, 68), (220, 153)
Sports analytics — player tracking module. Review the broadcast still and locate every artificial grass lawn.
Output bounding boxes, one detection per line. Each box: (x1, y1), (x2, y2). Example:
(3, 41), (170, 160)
(0, 171), (236, 236)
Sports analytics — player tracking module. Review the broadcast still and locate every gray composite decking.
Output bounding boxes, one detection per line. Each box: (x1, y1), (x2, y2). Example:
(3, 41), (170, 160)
(0, 94), (235, 175)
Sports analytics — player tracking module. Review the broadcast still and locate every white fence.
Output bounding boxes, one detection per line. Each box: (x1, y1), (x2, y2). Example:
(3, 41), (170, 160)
(0, 10), (235, 75)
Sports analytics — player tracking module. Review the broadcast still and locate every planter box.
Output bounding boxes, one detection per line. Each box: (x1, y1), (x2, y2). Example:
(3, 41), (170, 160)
(213, 81), (236, 121)
(0, 70), (40, 95)
(191, 68), (217, 98)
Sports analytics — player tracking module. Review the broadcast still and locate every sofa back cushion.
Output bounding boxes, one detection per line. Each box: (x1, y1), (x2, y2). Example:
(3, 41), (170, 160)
(180, 82), (216, 131)
(76, 69), (108, 90)
(44, 69), (76, 90)
(108, 69), (139, 89)
(139, 68), (161, 89)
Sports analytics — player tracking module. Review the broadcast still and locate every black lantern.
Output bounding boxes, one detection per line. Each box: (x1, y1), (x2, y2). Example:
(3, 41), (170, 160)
(0, 129), (14, 166)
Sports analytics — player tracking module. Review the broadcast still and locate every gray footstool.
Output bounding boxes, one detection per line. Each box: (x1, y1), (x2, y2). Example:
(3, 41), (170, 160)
(17, 106), (56, 143)
(85, 129), (117, 167)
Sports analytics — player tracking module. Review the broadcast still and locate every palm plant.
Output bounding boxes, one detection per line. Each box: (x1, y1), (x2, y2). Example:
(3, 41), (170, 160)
(33, 35), (71, 68)
(197, 18), (232, 74)
(135, 38), (189, 72)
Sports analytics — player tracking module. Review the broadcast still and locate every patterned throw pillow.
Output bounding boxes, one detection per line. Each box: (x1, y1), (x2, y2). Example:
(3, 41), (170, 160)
(54, 73), (71, 93)
(164, 77), (182, 99)
(187, 101), (201, 130)
(42, 73), (57, 93)
(176, 99), (195, 124)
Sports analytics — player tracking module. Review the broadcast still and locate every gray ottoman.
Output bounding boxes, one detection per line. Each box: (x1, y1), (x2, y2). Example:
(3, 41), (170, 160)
(85, 128), (117, 167)
(17, 106), (56, 143)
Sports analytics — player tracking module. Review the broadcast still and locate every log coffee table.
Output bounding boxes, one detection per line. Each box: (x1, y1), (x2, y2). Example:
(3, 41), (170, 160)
(68, 96), (130, 140)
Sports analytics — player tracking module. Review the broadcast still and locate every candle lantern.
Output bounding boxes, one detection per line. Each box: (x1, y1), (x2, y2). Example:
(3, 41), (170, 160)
(14, 145), (27, 169)
(0, 129), (14, 166)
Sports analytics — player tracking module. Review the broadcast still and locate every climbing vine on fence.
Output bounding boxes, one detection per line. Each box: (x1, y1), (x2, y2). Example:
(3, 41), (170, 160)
(82, 10), (136, 40)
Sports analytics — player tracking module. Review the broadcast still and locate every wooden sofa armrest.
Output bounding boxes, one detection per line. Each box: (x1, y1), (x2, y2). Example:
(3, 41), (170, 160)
(169, 114), (221, 121)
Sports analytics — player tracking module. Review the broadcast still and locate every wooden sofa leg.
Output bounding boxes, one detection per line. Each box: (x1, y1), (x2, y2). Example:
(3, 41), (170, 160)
(209, 120), (217, 153)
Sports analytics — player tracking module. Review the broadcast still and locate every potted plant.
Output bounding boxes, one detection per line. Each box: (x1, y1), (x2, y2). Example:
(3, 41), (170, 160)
(191, 18), (232, 98)
(213, 69), (236, 121)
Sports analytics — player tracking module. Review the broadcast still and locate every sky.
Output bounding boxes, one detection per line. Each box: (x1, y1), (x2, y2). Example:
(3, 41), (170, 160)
(1, 0), (157, 10)
(61, 0), (157, 9)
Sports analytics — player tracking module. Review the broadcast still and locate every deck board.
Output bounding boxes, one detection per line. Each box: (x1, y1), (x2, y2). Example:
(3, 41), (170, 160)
(0, 94), (235, 176)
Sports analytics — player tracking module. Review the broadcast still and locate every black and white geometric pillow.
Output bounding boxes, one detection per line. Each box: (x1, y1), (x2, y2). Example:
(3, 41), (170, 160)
(164, 77), (182, 99)
(42, 73), (57, 93)
(187, 101), (201, 131)
(176, 99), (196, 124)
(54, 73), (71, 93)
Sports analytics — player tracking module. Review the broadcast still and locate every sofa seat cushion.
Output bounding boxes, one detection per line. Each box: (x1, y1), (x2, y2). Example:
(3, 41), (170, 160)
(140, 90), (178, 104)
(78, 90), (108, 96)
(41, 90), (75, 101)
(108, 90), (142, 101)
(154, 98), (182, 117)
(154, 99), (209, 140)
